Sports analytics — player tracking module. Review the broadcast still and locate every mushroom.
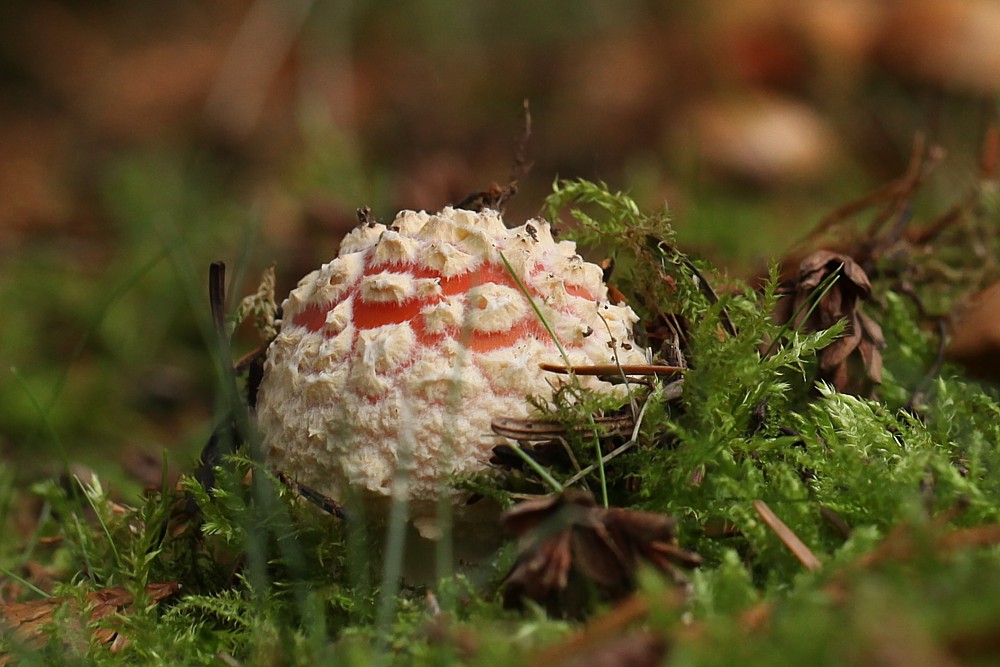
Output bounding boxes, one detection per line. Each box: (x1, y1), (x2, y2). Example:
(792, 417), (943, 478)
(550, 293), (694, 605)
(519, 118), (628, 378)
(257, 207), (648, 539)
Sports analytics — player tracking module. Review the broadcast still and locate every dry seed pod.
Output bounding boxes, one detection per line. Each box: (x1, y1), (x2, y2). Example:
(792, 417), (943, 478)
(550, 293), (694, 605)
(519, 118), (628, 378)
(500, 491), (700, 616)
(775, 250), (885, 394)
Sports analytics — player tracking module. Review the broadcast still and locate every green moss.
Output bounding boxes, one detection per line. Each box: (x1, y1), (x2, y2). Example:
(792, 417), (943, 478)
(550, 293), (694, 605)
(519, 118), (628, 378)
(5, 179), (1000, 665)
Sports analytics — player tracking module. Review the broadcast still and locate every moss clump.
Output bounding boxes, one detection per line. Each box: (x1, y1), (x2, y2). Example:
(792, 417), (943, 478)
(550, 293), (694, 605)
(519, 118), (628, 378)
(4, 179), (1000, 665)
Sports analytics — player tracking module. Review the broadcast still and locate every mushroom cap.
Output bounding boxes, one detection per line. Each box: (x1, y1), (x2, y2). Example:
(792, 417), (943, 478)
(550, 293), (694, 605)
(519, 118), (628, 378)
(257, 207), (648, 529)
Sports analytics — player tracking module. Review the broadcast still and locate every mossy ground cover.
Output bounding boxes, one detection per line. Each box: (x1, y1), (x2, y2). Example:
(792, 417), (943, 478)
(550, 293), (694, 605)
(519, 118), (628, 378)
(3, 170), (1000, 665)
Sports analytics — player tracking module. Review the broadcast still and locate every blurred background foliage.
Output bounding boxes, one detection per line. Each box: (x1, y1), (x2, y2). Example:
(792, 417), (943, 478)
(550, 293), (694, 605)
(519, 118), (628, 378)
(1, 0), (998, 486)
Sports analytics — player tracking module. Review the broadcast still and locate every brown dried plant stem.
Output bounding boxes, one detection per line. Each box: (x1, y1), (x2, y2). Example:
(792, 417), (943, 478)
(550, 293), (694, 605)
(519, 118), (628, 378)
(538, 363), (684, 377)
(753, 499), (822, 572)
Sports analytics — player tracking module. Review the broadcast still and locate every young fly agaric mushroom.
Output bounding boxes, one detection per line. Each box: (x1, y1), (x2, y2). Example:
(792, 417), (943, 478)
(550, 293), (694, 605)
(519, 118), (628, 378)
(257, 207), (648, 536)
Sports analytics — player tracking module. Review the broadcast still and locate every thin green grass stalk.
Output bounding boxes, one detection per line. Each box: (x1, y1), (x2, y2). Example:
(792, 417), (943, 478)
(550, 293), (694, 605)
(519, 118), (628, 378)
(25, 251), (166, 446)
(9, 367), (69, 466)
(13, 501), (51, 572)
(344, 496), (373, 618)
(562, 396), (651, 488)
(431, 260), (502, 606)
(596, 310), (639, 417)
(201, 222), (325, 640)
(0, 468), (13, 537)
(562, 438), (636, 489)
(125, 449), (174, 592)
(434, 490), (454, 605)
(499, 250), (608, 503)
(761, 266), (843, 359)
(498, 251), (572, 368)
(376, 490), (409, 644)
(375, 408), (415, 657)
(588, 311), (645, 507)
(75, 476), (123, 573)
(555, 437), (583, 474)
(69, 512), (96, 582)
(154, 189), (330, 655)
(586, 413), (609, 507)
(0, 566), (51, 598)
(158, 449), (172, 540)
(504, 441), (564, 493)
(224, 209), (263, 328)
(9, 369), (105, 579)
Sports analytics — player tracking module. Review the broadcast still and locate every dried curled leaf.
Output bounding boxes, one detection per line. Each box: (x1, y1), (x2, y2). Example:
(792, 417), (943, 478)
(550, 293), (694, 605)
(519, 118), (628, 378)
(500, 491), (700, 616)
(0, 582), (180, 662)
(775, 250), (885, 394)
(947, 281), (1000, 381)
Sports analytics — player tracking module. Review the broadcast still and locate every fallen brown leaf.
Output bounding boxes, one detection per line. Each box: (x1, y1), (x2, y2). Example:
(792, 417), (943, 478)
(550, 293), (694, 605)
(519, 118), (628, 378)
(0, 582), (180, 663)
(692, 93), (838, 186)
(947, 282), (1000, 382)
